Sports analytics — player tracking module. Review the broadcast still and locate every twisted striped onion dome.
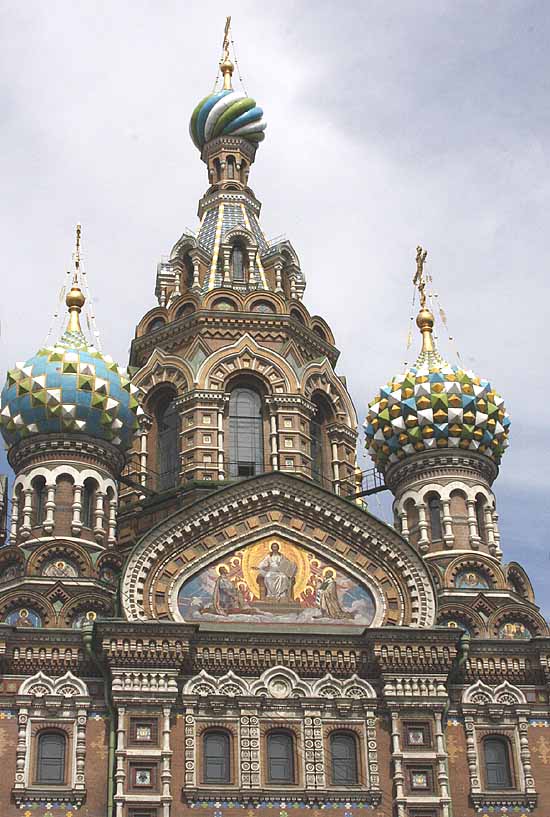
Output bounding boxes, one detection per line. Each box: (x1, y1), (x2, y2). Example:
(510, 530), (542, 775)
(190, 88), (267, 150)
(0, 282), (140, 451)
(364, 308), (510, 473)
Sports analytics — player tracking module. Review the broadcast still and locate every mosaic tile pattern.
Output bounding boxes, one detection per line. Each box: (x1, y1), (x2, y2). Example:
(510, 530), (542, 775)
(364, 349), (510, 472)
(0, 328), (139, 450)
(190, 89), (266, 149)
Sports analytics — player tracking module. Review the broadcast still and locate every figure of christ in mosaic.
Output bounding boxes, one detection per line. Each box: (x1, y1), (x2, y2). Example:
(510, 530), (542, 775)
(177, 538), (376, 626)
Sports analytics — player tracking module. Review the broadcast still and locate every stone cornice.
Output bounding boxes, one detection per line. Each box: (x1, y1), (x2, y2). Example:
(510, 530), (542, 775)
(8, 433), (126, 476)
(385, 449), (498, 494)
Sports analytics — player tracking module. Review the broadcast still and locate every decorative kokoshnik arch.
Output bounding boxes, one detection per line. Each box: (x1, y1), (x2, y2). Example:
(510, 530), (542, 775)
(121, 473), (437, 628)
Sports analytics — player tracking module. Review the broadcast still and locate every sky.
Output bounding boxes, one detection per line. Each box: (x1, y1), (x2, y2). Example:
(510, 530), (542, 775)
(0, 1), (548, 612)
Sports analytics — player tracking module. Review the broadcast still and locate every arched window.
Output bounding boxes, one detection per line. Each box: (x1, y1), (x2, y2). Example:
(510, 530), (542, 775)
(36, 731), (66, 784)
(428, 495), (443, 541)
(229, 387), (264, 478)
(203, 730), (230, 784)
(231, 243), (246, 282)
(148, 317), (166, 333)
(475, 496), (487, 541)
(182, 255), (194, 289)
(227, 155), (235, 180)
(240, 158), (247, 183)
(483, 736), (512, 789)
(267, 731), (295, 784)
(310, 395), (333, 487)
(213, 158), (222, 182)
(33, 476), (46, 526)
(155, 394), (179, 491)
(330, 732), (358, 785)
(82, 479), (96, 528)
(313, 325), (327, 341)
(176, 303), (195, 320)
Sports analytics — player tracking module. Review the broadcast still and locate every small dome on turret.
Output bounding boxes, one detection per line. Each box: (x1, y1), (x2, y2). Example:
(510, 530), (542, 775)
(189, 18), (266, 151)
(364, 248), (510, 473)
(0, 249), (139, 451)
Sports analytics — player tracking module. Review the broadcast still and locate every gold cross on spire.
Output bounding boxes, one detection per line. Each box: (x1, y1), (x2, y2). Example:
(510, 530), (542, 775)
(413, 245), (428, 308)
(66, 223), (85, 333)
(220, 16), (234, 90)
(74, 223), (82, 278)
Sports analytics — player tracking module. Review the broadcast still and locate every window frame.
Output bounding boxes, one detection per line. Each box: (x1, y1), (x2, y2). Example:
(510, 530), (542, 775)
(228, 386), (265, 478)
(202, 729), (232, 786)
(482, 735), (514, 791)
(427, 494), (443, 541)
(35, 729), (67, 786)
(329, 730), (359, 786)
(266, 730), (296, 786)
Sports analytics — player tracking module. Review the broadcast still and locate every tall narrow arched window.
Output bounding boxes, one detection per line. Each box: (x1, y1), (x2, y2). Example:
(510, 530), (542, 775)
(203, 730), (231, 784)
(156, 395), (179, 491)
(228, 387), (264, 478)
(267, 731), (295, 784)
(183, 254), (194, 289)
(428, 495), (443, 541)
(240, 159), (247, 184)
(231, 243), (246, 282)
(310, 395), (333, 488)
(475, 496), (487, 542)
(33, 476), (46, 526)
(36, 731), (66, 784)
(330, 732), (358, 785)
(213, 158), (222, 182)
(483, 737), (512, 789)
(227, 155), (235, 179)
(82, 479), (96, 528)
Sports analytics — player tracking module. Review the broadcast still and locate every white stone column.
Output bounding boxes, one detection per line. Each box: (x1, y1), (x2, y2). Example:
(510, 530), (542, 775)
(442, 498), (454, 548)
(107, 495), (117, 547)
(161, 705), (173, 817)
(331, 440), (340, 495)
(43, 483), (56, 534)
(71, 484), (83, 536)
(10, 490), (20, 540)
(192, 257), (200, 289)
(19, 488), (33, 540)
(93, 490), (105, 543)
(398, 507), (409, 538)
(484, 503), (497, 553)
(274, 261), (283, 293)
(434, 711), (451, 817)
(223, 246), (231, 285)
(390, 711), (406, 817)
(114, 706), (126, 817)
(417, 502), (430, 552)
(75, 705), (87, 793)
(269, 411), (279, 472)
(492, 509), (502, 558)
(217, 407), (225, 480)
(247, 247), (257, 286)
(466, 499), (480, 548)
(13, 703), (28, 791)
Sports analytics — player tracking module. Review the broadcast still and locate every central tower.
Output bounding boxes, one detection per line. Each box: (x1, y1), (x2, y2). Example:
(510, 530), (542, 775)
(124, 22), (358, 508)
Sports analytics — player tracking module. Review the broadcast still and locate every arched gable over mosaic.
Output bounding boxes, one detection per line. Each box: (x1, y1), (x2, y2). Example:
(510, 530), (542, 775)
(121, 473), (437, 627)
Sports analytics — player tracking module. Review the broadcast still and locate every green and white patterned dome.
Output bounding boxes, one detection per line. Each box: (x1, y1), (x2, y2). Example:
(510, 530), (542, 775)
(364, 308), (510, 473)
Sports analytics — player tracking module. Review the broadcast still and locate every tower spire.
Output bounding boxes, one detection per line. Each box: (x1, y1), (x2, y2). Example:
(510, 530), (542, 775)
(66, 223), (85, 334)
(413, 245), (435, 354)
(220, 16), (234, 90)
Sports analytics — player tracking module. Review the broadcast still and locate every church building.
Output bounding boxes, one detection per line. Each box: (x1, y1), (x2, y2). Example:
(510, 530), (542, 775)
(0, 21), (548, 817)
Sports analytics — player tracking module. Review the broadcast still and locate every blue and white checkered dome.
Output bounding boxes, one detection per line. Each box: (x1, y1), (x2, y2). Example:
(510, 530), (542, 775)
(0, 320), (140, 452)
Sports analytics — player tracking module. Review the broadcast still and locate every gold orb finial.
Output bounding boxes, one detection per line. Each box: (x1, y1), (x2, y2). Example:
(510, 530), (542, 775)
(220, 16), (234, 90)
(66, 223), (86, 333)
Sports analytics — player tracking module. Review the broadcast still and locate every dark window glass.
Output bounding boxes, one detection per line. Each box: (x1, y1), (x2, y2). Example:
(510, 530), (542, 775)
(82, 480), (96, 528)
(267, 731), (295, 784)
(229, 388), (264, 478)
(148, 318), (165, 333)
(310, 416), (323, 484)
(231, 244), (245, 281)
(204, 731), (230, 784)
(428, 496), (443, 541)
(227, 156), (235, 179)
(157, 397), (179, 491)
(484, 737), (512, 789)
(33, 478), (46, 525)
(475, 498), (487, 541)
(330, 732), (358, 785)
(36, 732), (66, 784)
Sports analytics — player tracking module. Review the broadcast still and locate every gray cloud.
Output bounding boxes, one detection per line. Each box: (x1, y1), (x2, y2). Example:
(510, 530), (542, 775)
(0, 0), (548, 612)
